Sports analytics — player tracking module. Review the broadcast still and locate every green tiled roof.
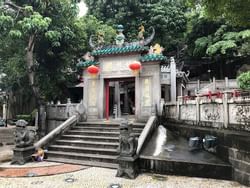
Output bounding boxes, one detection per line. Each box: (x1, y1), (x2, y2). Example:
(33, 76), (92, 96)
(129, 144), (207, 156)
(140, 54), (167, 62)
(76, 60), (99, 68)
(91, 45), (149, 56)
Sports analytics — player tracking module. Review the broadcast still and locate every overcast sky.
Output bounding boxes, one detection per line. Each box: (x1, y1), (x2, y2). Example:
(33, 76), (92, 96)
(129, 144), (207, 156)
(78, 1), (88, 17)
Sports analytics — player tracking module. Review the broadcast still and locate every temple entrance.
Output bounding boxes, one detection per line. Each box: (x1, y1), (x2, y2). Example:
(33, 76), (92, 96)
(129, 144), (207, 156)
(105, 78), (135, 120)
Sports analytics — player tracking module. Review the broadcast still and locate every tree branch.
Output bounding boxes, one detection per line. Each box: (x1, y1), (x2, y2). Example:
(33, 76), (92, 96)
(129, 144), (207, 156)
(2, 0), (24, 12)
(28, 34), (36, 52)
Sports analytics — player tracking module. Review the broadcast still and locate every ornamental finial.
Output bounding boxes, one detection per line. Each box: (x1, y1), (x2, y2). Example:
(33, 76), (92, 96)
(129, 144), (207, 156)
(138, 25), (145, 41)
(115, 24), (125, 47)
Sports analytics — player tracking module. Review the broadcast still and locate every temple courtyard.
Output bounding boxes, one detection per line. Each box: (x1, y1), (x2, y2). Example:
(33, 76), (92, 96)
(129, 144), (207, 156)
(0, 163), (247, 188)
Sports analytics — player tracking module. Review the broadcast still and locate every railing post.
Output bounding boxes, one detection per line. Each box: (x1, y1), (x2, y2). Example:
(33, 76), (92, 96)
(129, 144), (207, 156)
(225, 77), (229, 89)
(177, 96), (182, 120)
(213, 77), (216, 90)
(223, 92), (229, 128)
(196, 96), (200, 123)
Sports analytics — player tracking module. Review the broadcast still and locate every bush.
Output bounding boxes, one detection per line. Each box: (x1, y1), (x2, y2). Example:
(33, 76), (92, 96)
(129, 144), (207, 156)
(16, 114), (32, 122)
(237, 71), (250, 90)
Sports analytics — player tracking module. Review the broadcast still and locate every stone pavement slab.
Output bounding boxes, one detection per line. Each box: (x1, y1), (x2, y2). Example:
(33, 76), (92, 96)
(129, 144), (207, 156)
(0, 161), (61, 168)
(0, 167), (247, 188)
(0, 163), (86, 177)
(0, 145), (14, 163)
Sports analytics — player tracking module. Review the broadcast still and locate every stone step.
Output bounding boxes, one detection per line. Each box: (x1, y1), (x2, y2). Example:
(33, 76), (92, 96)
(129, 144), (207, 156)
(66, 130), (141, 138)
(49, 145), (118, 155)
(132, 122), (146, 129)
(61, 135), (119, 142)
(72, 126), (119, 132)
(46, 121), (145, 169)
(54, 139), (119, 149)
(46, 157), (118, 169)
(66, 130), (120, 137)
(77, 122), (119, 128)
(47, 151), (117, 164)
(72, 126), (143, 133)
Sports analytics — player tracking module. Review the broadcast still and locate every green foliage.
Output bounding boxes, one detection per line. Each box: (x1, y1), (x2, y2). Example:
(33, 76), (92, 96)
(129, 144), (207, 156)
(0, 15), (13, 32)
(85, 0), (188, 51)
(238, 30), (250, 39)
(9, 29), (22, 38)
(206, 40), (237, 55)
(189, 0), (250, 27)
(16, 114), (32, 122)
(45, 30), (62, 47)
(193, 36), (211, 56)
(237, 71), (250, 90)
(18, 12), (51, 34)
(0, 0), (115, 102)
(191, 22), (250, 57)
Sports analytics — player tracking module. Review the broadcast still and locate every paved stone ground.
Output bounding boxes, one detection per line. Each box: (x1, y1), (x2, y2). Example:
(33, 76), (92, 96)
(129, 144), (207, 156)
(0, 167), (247, 188)
(0, 145), (14, 163)
(0, 163), (86, 177)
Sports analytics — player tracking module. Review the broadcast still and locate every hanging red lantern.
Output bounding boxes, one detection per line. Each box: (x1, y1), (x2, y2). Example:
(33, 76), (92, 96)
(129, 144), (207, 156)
(129, 61), (141, 75)
(87, 65), (100, 77)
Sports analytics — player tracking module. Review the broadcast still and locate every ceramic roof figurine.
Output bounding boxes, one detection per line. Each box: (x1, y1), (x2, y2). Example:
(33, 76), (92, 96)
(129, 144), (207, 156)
(115, 24), (125, 47)
(138, 25), (145, 41)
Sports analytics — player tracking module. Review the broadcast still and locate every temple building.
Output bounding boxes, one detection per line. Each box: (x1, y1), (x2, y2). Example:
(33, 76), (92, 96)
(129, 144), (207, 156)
(76, 25), (187, 121)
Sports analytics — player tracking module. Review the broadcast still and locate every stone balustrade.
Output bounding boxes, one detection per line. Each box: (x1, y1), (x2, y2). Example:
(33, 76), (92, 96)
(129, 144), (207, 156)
(165, 91), (250, 132)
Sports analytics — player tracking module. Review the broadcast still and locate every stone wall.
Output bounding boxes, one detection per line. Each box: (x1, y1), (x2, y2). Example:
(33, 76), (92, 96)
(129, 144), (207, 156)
(164, 92), (250, 186)
(164, 121), (250, 186)
(229, 145), (250, 186)
(0, 127), (14, 146)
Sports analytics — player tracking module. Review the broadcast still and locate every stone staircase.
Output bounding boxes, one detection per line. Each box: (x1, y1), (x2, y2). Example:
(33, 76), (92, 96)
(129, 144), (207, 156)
(46, 121), (145, 169)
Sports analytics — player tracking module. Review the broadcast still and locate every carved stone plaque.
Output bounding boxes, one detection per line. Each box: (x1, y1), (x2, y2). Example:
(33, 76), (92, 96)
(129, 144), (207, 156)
(142, 78), (151, 107)
(88, 80), (97, 107)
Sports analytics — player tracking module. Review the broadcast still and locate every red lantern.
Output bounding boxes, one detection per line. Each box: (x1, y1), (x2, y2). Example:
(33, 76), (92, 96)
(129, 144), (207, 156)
(129, 61), (141, 75)
(87, 65), (100, 77)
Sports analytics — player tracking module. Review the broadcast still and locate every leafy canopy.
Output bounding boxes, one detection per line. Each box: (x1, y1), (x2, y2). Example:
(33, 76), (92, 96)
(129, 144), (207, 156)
(0, 0), (115, 102)
(189, 0), (250, 27)
(237, 71), (250, 90)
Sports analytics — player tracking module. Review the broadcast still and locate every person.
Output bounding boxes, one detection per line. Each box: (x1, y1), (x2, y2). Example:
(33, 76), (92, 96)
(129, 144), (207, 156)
(32, 148), (45, 162)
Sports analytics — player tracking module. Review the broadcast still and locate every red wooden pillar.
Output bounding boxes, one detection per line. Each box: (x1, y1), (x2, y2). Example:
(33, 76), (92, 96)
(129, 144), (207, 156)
(105, 80), (109, 120)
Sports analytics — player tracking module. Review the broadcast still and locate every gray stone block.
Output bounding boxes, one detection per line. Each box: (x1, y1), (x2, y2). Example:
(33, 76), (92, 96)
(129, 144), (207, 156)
(11, 146), (35, 165)
(229, 157), (250, 173)
(233, 168), (250, 186)
(229, 148), (250, 164)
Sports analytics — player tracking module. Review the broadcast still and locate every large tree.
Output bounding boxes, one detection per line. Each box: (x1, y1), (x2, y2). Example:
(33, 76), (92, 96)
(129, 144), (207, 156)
(185, 4), (250, 79)
(85, 0), (187, 53)
(0, 0), (78, 104)
(193, 0), (250, 27)
(0, 0), (115, 102)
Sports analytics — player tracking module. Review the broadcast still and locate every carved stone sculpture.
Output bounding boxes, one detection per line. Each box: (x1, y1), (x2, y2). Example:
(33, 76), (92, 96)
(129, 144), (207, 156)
(118, 120), (138, 157)
(14, 120), (35, 148)
(12, 120), (36, 165)
(116, 120), (139, 179)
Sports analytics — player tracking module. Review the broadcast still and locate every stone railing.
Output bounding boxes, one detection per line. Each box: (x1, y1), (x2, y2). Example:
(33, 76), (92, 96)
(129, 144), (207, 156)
(136, 116), (157, 155)
(46, 100), (87, 133)
(186, 78), (238, 96)
(165, 91), (250, 132)
(34, 115), (77, 149)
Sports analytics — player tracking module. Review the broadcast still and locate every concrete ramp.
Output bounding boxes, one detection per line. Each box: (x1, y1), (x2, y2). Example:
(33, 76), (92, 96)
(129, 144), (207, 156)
(139, 126), (232, 180)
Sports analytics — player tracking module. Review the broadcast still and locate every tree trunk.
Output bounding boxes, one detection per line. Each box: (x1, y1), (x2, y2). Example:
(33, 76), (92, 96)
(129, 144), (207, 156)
(26, 34), (41, 102)
(26, 34), (46, 137)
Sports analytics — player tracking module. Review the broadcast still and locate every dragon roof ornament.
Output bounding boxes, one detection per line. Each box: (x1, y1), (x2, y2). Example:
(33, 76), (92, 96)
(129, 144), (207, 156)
(89, 25), (155, 50)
